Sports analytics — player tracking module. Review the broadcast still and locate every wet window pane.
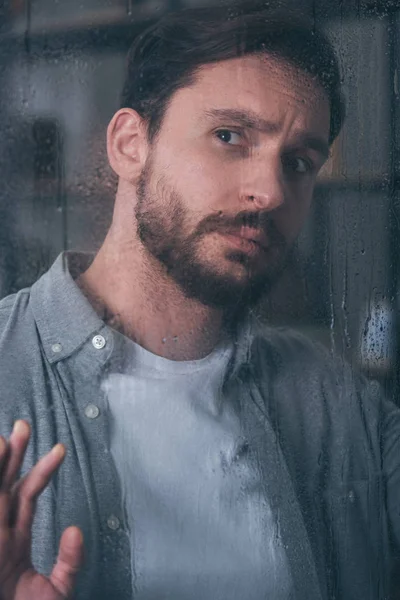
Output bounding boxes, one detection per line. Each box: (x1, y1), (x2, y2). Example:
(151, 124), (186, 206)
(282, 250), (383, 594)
(0, 1), (400, 599)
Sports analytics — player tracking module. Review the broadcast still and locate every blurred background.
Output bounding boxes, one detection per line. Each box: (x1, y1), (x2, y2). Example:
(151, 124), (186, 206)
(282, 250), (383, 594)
(0, 0), (398, 398)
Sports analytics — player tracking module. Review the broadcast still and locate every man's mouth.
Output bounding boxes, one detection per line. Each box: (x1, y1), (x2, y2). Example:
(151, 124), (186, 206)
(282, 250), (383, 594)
(219, 226), (269, 250)
(217, 228), (269, 256)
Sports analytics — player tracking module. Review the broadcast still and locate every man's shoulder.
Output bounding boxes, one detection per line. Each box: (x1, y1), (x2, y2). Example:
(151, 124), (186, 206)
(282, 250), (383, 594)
(0, 287), (46, 423)
(0, 292), (17, 315)
(249, 321), (379, 398)
(0, 287), (37, 339)
(249, 322), (334, 370)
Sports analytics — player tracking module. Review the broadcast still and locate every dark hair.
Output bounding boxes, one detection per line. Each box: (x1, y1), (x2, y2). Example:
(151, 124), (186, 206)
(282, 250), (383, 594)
(120, 4), (345, 145)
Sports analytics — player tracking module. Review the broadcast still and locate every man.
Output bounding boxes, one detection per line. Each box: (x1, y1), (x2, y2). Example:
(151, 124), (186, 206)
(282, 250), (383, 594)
(0, 4), (397, 600)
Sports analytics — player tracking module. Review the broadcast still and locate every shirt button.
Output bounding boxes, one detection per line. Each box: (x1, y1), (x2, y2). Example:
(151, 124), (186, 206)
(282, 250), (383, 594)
(92, 335), (106, 350)
(348, 490), (355, 503)
(51, 343), (62, 353)
(107, 515), (120, 531)
(84, 404), (100, 419)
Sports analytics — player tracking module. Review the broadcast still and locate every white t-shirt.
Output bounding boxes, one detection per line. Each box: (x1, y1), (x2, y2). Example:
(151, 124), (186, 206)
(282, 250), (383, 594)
(102, 331), (294, 600)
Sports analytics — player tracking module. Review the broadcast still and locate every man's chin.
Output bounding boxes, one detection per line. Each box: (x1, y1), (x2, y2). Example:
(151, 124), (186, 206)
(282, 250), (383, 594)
(176, 270), (274, 312)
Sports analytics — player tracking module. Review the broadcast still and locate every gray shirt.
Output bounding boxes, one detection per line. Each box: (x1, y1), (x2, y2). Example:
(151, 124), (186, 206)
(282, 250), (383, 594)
(0, 252), (398, 599)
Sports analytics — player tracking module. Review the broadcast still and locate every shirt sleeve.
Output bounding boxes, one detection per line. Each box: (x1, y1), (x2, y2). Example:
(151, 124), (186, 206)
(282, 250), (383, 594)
(379, 387), (400, 595)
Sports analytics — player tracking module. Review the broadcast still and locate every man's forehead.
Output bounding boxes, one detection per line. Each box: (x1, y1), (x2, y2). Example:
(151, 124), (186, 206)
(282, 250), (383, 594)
(193, 54), (329, 107)
(187, 58), (330, 143)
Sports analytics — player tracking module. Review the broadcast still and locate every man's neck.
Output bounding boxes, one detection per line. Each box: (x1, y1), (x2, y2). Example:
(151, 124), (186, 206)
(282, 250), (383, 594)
(75, 234), (228, 361)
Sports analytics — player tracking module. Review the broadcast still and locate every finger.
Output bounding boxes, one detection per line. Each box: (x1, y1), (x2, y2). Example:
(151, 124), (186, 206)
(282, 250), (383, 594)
(49, 526), (84, 598)
(0, 424), (30, 529)
(0, 436), (8, 475)
(1, 421), (30, 490)
(0, 436), (11, 526)
(14, 444), (66, 536)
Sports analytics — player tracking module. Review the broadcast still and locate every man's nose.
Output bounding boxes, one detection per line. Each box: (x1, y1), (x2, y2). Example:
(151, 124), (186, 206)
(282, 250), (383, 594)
(239, 157), (285, 212)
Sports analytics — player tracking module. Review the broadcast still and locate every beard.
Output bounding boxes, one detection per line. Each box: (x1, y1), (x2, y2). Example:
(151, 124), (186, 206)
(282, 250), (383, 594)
(134, 157), (291, 317)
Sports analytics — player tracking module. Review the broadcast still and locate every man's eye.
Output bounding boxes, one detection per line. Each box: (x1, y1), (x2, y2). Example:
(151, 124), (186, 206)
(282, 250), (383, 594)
(283, 156), (313, 174)
(215, 130), (243, 146)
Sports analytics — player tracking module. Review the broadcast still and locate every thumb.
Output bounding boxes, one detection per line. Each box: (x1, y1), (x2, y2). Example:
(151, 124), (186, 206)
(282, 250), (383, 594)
(49, 526), (84, 598)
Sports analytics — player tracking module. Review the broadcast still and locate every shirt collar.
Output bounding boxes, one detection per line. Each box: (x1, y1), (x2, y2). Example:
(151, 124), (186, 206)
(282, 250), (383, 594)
(29, 251), (257, 370)
(30, 252), (113, 364)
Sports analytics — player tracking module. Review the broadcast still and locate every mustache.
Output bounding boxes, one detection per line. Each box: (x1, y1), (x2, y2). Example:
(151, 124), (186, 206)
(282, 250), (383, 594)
(194, 210), (286, 246)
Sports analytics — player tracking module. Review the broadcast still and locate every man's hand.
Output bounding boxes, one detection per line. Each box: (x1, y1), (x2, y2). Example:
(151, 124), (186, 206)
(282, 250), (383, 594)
(0, 420), (84, 599)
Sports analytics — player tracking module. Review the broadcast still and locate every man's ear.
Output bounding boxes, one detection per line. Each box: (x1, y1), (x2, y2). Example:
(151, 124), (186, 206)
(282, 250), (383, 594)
(107, 108), (148, 182)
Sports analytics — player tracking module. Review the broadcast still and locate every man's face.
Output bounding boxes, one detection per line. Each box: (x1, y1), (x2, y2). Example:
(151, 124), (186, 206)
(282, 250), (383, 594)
(135, 55), (331, 311)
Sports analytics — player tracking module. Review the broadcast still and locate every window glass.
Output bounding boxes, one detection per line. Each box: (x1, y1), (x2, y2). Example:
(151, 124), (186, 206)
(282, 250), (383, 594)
(0, 2), (399, 599)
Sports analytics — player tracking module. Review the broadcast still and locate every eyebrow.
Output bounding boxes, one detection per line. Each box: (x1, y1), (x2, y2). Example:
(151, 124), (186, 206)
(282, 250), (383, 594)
(204, 108), (281, 135)
(203, 108), (330, 160)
